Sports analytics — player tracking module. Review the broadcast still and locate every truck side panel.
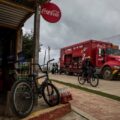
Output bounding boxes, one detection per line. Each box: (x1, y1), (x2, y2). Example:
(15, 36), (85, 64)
(59, 40), (119, 78)
(60, 41), (93, 74)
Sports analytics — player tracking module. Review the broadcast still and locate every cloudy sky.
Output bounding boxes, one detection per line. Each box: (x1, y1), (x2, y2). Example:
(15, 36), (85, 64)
(23, 0), (120, 64)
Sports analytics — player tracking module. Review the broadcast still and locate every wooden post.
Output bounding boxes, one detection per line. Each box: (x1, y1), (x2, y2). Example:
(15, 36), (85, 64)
(33, 0), (40, 70)
(4, 91), (15, 117)
(33, 0), (41, 105)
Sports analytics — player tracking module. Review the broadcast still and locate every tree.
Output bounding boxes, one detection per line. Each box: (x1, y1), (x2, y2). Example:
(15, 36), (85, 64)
(22, 33), (34, 60)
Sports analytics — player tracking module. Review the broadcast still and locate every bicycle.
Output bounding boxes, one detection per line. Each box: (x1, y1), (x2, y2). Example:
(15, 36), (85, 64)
(11, 59), (60, 118)
(78, 71), (99, 87)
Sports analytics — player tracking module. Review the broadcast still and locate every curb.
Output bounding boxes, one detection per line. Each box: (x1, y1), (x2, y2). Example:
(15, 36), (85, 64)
(52, 79), (120, 101)
(22, 103), (71, 120)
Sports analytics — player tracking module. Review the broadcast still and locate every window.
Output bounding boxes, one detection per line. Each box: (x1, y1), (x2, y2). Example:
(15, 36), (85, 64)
(106, 48), (120, 56)
(98, 48), (105, 56)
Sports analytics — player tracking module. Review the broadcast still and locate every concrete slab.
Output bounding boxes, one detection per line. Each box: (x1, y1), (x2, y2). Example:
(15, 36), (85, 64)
(0, 97), (71, 120)
(58, 110), (88, 120)
(52, 81), (120, 120)
(71, 106), (97, 120)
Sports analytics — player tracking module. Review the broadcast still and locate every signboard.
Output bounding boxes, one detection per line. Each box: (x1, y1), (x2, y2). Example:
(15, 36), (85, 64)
(41, 2), (61, 23)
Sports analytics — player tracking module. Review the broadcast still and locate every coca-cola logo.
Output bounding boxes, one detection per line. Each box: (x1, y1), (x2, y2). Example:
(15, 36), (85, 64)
(41, 2), (61, 23)
(41, 8), (60, 17)
(97, 44), (106, 48)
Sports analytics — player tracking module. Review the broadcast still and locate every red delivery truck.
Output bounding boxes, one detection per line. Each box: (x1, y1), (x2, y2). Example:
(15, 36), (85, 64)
(59, 40), (120, 80)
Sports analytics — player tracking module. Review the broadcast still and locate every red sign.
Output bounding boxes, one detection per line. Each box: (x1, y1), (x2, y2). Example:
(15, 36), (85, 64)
(41, 2), (61, 23)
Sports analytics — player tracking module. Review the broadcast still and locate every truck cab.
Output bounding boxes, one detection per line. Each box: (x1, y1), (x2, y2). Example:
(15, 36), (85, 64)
(97, 47), (120, 80)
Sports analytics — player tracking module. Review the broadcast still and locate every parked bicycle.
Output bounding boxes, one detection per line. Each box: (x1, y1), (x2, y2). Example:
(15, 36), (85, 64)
(11, 59), (60, 118)
(78, 72), (99, 87)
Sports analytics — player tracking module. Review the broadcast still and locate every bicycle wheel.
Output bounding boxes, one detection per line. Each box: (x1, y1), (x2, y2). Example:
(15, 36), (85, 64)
(78, 74), (86, 85)
(42, 83), (60, 107)
(90, 74), (99, 87)
(11, 80), (34, 118)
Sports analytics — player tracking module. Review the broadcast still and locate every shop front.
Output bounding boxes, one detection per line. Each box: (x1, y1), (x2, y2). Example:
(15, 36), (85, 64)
(0, 0), (37, 106)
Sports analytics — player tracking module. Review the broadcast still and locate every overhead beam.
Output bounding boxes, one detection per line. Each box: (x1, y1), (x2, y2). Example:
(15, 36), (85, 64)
(1, 0), (34, 13)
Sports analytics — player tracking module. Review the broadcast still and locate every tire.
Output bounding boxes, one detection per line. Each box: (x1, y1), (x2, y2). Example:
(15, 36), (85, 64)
(11, 80), (34, 118)
(42, 83), (60, 107)
(78, 74), (86, 85)
(51, 69), (55, 74)
(102, 67), (112, 80)
(90, 74), (99, 87)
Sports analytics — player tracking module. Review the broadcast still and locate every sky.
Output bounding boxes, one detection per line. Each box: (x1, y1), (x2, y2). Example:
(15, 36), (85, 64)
(23, 0), (120, 64)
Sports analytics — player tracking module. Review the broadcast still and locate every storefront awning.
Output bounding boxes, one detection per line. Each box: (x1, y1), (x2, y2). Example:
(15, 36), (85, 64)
(0, 0), (35, 29)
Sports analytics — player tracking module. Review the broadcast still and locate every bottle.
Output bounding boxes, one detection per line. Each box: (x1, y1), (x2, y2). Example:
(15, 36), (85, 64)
(68, 91), (72, 101)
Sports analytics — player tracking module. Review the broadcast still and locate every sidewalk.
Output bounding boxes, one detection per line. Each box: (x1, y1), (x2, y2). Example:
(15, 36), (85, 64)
(50, 74), (120, 97)
(58, 111), (87, 120)
(50, 74), (120, 120)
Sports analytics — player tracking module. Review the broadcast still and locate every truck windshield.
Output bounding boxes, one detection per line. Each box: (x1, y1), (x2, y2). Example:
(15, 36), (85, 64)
(106, 48), (120, 56)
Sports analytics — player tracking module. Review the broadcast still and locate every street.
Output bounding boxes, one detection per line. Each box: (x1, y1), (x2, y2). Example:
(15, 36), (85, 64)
(50, 74), (120, 97)
(50, 74), (120, 120)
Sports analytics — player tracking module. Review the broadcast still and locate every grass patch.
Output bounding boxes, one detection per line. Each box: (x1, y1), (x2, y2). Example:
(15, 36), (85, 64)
(51, 79), (120, 102)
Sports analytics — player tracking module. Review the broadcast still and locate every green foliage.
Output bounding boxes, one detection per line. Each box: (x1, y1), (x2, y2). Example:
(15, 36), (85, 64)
(22, 33), (34, 60)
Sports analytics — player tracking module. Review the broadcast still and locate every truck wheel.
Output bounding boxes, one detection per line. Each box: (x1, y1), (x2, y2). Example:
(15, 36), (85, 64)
(102, 67), (112, 80)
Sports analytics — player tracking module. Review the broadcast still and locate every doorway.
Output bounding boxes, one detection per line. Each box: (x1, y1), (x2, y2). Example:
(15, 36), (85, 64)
(0, 27), (16, 98)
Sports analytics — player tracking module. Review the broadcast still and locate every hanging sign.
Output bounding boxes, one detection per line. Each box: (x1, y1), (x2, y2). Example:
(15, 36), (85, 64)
(41, 2), (61, 23)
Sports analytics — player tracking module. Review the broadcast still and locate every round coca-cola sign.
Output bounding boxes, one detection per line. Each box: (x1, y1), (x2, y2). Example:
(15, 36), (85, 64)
(41, 2), (61, 23)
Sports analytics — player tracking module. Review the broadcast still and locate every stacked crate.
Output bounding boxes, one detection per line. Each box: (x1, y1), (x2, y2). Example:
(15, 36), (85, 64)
(15, 62), (31, 81)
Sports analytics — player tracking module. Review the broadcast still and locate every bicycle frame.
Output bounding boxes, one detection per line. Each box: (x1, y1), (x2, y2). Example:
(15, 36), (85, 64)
(29, 59), (54, 95)
(10, 58), (60, 118)
(78, 72), (99, 87)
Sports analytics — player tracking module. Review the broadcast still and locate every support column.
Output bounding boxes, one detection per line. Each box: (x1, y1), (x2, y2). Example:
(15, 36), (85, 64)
(33, 0), (40, 105)
(33, 0), (40, 70)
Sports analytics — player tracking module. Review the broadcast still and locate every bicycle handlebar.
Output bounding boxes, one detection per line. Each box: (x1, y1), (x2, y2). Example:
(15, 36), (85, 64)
(31, 59), (55, 73)
(47, 59), (55, 63)
(47, 59), (54, 71)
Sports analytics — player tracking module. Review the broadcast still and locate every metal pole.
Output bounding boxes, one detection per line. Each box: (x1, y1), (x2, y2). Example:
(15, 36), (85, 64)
(48, 46), (50, 61)
(43, 49), (46, 65)
(48, 46), (50, 71)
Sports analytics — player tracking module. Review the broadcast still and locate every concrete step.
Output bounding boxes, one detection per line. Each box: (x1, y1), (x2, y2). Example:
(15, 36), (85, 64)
(0, 91), (71, 120)
(0, 103), (71, 120)
(22, 103), (71, 120)
(0, 79), (72, 120)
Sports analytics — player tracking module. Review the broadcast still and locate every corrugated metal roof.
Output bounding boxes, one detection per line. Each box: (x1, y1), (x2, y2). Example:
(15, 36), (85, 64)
(0, 0), (35, 29)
